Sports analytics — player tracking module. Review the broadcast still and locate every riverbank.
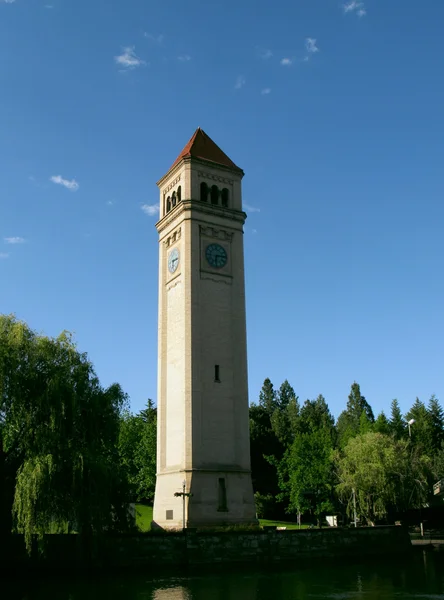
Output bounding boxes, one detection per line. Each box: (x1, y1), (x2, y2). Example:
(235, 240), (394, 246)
(0, 525), (412, 574)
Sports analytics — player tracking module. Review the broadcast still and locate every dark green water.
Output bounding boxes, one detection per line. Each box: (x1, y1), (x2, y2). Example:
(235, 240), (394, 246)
(4, 550), (444, 599)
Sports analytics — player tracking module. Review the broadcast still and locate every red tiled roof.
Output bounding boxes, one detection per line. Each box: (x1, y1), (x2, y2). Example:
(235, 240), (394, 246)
(168, 128), (243, 173)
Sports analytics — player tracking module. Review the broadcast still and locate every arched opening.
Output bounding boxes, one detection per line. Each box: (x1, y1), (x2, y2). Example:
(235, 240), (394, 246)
(211, 185), (219, 205)
(177, 186), (182, 203)
(200, 182), (208, 202)
(172, 192), (177, 208)
(166, 196), (171, 212)
(221, 188), (229, 208)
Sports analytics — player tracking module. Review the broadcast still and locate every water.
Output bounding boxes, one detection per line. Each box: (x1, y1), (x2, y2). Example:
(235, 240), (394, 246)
(4, 550), (444, 599)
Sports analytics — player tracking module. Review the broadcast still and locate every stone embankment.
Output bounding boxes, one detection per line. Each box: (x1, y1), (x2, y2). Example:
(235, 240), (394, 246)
(2, 526), (412, 572)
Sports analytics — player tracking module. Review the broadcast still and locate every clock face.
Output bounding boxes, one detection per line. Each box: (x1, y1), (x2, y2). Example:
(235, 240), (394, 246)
(205, 243), (227, 269)
(168, 247), (180, 274)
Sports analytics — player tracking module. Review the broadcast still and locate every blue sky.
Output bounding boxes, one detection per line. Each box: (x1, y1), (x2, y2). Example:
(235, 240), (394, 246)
(1, 0), (444, 420)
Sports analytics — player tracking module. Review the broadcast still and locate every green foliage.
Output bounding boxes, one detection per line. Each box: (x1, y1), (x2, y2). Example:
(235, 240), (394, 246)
(427, 395), (444, 452)
(259, 378), (278, 415)
(335, 432), (430, 524)
(119, 400), (157, 503)
(284, 429), (334, 523)
(249, 402), (282, 504)
(254, 492), (276, 519)
(276, 380), (296, 411)
(336, 382), (374, 448)
(389, 399), (406, 439)
(299, 395), (335, 439)
(406, 398), (434, 454)
(0, 314), (130, 552)
(373, 411), (390, 435)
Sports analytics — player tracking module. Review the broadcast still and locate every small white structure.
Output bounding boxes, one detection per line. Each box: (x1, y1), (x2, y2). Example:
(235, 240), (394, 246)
(326, 515), (338, 527)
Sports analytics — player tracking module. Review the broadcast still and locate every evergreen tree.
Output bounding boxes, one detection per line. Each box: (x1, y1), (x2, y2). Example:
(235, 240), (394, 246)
(374, 411), (390, 435)
(270, 380), (298, 447)
(139, 398), (156, 424)
(299, 395), (335, 439)
(337, 382), (374, 447)
(359, 411), (373, 435)
(277, 380), (296, 411)
(406, 398), (433, 454)
(427, 395), (444, 452)
(389, 399), (406, 439)
(259, 378), (277, 415)
(287, 396), (301, 440)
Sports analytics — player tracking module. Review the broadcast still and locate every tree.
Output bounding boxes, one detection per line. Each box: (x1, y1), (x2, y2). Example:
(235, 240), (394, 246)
(335, 432), (429, 525)
(270, 380), (298, 447)
(119, 400), (157, 504)
(427, 395), (444, 452)
(259, 378), (277, 415)
(336, 382), (374, 447)
(299, 395), (335, 439)
(276, 380), (296, 411)
(0, 314), (130, 551)
(406, 398), (433, 455)
(281, 429), (335, 526)
(374, 411), (390, 435)
(249, 403), (282, 503)
(389, 399), (406, 439)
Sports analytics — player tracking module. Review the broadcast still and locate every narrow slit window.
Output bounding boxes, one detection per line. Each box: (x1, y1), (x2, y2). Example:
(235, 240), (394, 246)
(177, 186), (182, 203)
(214, 365), (220, 382)
(218, 478), (228, 512)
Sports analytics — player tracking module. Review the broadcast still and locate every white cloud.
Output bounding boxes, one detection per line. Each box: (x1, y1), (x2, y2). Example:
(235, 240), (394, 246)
(50, 175), (79, 191)
(343, 1), (366, 17)
(243, 203), (261, 213)
(234, 75), (246, 89)
(0, 253), (9, 258)
(178, 54), (191, 62)
(4, 237), (25, 244)
(141, 204), (159, 217)
(106, 200), (115, 206)
(1, 1), (17, 4)
(305, 38), (319, 54)
(144, 33), (164, 44)
(115, 46), (146, 70)
(281, 58), (293, 66)
(261, 88), (271, 95)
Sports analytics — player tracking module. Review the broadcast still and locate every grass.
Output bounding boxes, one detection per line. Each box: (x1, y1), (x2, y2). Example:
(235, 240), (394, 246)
(136, 504), (153, 532)
(259, 519), (310, 530)
(135, 504), (309, 532)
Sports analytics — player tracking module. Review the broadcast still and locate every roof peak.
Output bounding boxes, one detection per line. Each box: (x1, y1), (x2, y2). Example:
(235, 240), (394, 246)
(168, 128), (243, 174)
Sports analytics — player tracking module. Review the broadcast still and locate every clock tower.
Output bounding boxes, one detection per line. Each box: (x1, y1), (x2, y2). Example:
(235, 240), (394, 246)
(152, 128), (257, 529)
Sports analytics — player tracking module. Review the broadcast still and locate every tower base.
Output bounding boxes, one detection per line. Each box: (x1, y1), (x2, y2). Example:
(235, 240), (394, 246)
(152, 469), (258, 530)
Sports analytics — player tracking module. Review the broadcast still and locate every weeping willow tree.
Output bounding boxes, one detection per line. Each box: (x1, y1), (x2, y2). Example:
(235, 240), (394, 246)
(335, 432), (430, 525)
(0, 314), (131, 552)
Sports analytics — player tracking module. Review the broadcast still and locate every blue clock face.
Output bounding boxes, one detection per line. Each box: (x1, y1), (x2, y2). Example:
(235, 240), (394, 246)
(205, 243), (227, 269)
(168, 247), (180, 273)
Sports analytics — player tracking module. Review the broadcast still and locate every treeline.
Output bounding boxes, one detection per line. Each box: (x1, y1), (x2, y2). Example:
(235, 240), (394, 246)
(2, 313), (443, 548)
(251, 378), (444, 525)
